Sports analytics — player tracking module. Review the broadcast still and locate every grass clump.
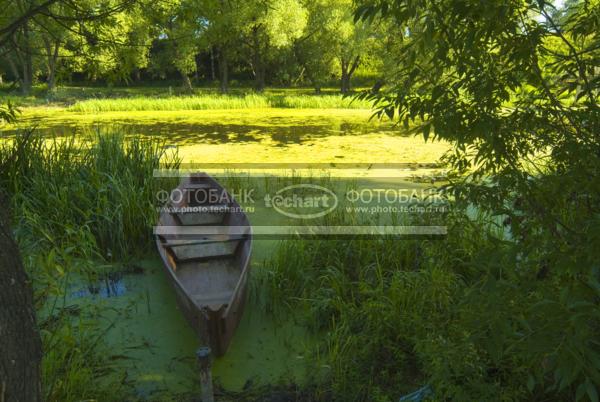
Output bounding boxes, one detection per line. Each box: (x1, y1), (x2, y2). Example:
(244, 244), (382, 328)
(67, 94), (372, 113)
(0, 132), (180, 401)
(262, 209), (599, 401)
(0, 132), (179, 261)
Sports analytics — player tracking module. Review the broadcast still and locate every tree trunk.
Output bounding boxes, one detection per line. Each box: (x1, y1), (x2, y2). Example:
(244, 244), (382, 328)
(6, 58), (19, 86)
(340, 58), (349, 93)
(0, 193), (43, 402)
(45, 39), (60, 92)
(181, 71), (193, 92)
(251, 28), (265, 92)
(218, 47), (228, 93)
(194, 55), (200, 82)
(254, 62), (265, 92)
(340, 55), (360, 94)
(341, 70), (349, 94)
(21, 25), (33, 95)
(371, 79), (385, 94)
(210, 47), (216, 82)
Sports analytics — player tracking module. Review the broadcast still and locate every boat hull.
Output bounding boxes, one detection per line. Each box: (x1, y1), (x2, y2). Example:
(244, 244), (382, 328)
(155, 174), (252, 356)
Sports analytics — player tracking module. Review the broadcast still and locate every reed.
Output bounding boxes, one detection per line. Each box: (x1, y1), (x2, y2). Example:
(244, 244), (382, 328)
(0, 131), (180, 262)
(67, 94), (372, 113)
(41, 316), (124, 402)
(259, 210), (552, 401)
(0, 132), (180, 401)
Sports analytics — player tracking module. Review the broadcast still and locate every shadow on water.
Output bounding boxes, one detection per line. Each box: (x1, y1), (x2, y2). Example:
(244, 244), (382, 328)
(2, 118), (402, 147)
(71, 271), (127, 298)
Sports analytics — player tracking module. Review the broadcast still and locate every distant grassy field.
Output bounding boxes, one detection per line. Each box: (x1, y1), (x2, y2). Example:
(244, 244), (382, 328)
(0, 84), (373, 111)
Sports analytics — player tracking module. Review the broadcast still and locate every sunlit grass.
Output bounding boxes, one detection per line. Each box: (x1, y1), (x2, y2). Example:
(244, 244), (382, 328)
(0, 84), (372, 108)
(66, 94), (372, 112)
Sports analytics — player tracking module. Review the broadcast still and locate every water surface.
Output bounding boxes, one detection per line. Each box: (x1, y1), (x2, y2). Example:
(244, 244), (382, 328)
(5, 109), (449, 166)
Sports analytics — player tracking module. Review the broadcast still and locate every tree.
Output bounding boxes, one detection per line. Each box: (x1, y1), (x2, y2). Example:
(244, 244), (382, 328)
(356, 0), (600, 398)
(0, 105), (42, 402)
(0, 0), (209, 90)
(295, 0), (375, 93)
(150, 0), (203, 91)
(0, 0), (38, 94)
(0, 0), (148, 92)
(0, 193), (42, 402)
(197, 0), (245, 92)
(337, 13), (371, 93)
(293, 0), (338, 92)
(0, 3), (139, 399)
(60, 1), (153, 85)
(238, 0), (307, 91)
(30, 1), (74, 92)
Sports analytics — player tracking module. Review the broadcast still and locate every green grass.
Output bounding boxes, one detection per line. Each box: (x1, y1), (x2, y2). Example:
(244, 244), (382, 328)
(0, 84), (373, 109)
(0, 132), (180, 401)
(259, 206), (590, 401)
(66, 94), (372, 113)
(1, 133), (180, 261)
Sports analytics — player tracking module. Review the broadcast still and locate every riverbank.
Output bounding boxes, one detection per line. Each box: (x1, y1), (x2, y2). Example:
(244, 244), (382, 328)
(0, 85), (372, 110)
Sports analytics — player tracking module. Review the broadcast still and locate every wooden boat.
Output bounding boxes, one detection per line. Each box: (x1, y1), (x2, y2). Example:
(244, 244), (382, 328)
(155, 173), (252, 356)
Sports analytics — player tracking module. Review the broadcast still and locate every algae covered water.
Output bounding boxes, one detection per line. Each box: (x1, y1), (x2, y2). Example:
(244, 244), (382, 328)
(6, 109), (449, 165)
(66, 255), (308, 399)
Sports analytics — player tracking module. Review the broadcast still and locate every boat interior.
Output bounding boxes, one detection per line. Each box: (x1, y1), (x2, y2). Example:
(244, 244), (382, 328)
(157, 174), (251, 311)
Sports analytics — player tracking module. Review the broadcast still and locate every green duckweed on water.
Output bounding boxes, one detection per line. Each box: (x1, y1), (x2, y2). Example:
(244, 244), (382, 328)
(62, 257), (311, 400)
(3, 108), (449, 167)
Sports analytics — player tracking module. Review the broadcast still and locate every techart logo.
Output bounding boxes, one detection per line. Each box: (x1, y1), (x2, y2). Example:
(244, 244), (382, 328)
(264, 184), (338, 219)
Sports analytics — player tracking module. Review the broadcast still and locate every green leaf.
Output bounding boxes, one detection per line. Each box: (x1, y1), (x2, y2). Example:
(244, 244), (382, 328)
(588, 381), (599, 402)
(423, 124), (431, 142)
(577, 383), (587, 401)
(527, 375), (535, 392)
(385, 107), (394, 120)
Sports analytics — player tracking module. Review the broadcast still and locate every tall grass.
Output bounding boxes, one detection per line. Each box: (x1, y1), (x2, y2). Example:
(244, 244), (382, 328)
(0, 132), (180, 262)
(41, 314), (125, 402)
(260, 208), (582, 401)
(0, 132), (180, 401)
(67, 94), (372, 113)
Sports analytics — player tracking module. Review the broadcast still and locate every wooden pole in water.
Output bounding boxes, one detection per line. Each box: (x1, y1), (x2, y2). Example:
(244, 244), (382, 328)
(196, 346), (214, 402)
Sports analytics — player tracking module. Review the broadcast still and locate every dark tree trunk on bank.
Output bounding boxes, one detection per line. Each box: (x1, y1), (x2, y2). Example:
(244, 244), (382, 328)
(21, 25), (33, 95)
(210, 46), (216, 82)
(218, 47), (228, 93)
(0, 193), (43, 402)
(253, 61), (265, 92)
(340, 69), (349, 94)
(340, 55), (360, 94)
(44, 37), (60, 92)
(251, 28), (265, 92)
(181, 71), (193, 92)
(371, 79), (385, 94)
(8, 31), (31, 95)
(6, 58), (19, 87)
